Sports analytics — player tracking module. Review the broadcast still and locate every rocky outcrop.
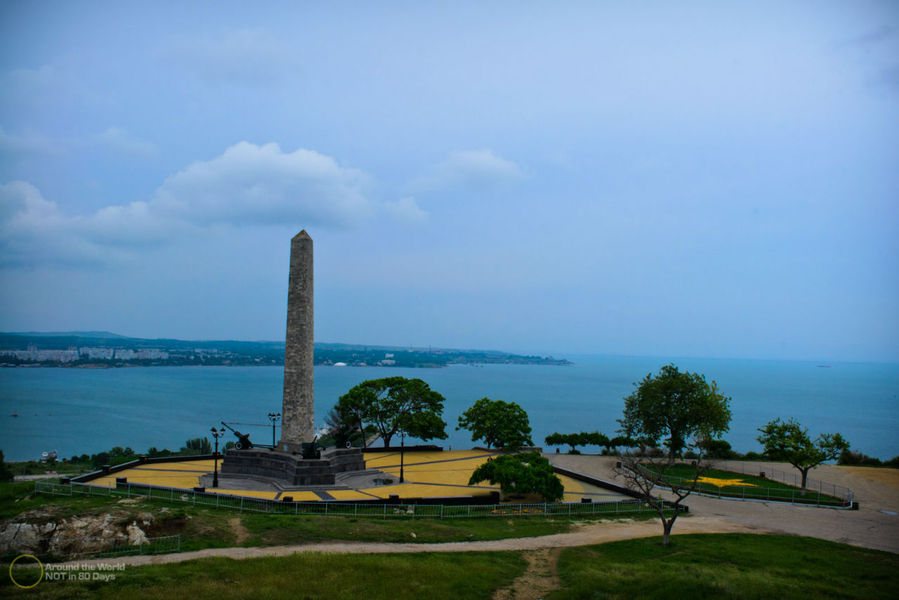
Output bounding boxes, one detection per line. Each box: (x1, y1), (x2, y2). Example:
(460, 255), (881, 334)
(1, 511), (154, 557)
(0, 523), (43, 554)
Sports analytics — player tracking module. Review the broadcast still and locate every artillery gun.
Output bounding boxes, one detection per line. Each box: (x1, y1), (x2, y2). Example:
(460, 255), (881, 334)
(220, 421), (254, 450)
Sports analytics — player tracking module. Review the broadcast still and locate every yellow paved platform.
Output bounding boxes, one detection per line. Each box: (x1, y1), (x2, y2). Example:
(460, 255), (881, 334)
(86, 451), (627, 502)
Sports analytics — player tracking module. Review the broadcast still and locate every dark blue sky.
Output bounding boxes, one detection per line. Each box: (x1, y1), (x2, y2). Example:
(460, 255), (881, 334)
(1, 1), (897, 362)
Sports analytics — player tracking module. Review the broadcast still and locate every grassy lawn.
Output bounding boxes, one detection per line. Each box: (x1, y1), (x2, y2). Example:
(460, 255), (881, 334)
(2, 551), (527, 599)
(5, 533), (896, 599)
(1, 481), (658, 555)
(551, 534), (899, 600)
(648, 464), (845, 505)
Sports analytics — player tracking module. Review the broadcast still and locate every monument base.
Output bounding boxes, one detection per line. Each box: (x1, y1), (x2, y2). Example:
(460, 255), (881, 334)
(220, 447), (366, 486)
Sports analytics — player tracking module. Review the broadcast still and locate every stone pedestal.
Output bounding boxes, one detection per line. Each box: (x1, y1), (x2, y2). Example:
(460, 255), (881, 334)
(221, 447), (366, 487)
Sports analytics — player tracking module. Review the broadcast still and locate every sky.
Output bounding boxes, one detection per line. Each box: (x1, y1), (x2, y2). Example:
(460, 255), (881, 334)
(0, 1), (897, 362)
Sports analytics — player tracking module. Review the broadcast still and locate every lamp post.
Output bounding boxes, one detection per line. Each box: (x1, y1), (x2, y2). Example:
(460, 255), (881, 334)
(399, 429), (407, 483)
(210, 427), (224, 488)
(268, 412), (281, 448)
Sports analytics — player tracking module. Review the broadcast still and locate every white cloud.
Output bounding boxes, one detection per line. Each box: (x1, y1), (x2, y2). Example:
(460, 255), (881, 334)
(161, 29), (295, 85)
(0, 126), (62, 156)
(151, 142), (372, 227)
(1, 142), (376, 267)
(94, 127), (158, 158)
(384, 197), (428, 225)
(0, 181), (108, 267)
(8, 65), (57, 89)
(413, 149), (525, 193)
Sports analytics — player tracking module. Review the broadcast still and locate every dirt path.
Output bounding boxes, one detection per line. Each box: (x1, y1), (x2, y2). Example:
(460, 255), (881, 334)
(61, 516), (763, 569)
(493, 548), (562, 600)
(228, 517), (251, 545)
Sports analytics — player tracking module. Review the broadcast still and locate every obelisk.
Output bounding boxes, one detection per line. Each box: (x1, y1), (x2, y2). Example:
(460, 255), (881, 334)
(279, 230), (315, 451)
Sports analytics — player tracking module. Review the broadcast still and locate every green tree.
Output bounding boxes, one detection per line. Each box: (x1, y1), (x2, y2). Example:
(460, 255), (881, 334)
(544, 431), (610, 454)
(336, 377), (448, 447)
(181, 437), (212, 455)
(0, 450), (13, 482)
(619, 364), (732, 462)
(756, 418), (849, 489)
(457, 398), (533, 450)
(322, 406), (374, 448)
(468, 452), (563, 501)
(615, 455), (706, 546)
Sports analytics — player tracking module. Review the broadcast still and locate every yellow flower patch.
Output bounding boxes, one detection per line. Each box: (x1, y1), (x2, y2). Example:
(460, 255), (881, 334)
(697, 476), (757, 488)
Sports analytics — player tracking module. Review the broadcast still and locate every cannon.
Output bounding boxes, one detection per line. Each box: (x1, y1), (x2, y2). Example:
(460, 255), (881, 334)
(220, 421), (254, 450)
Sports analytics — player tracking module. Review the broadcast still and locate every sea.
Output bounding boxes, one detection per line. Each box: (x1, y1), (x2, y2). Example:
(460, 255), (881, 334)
(1, 355), (897, 463)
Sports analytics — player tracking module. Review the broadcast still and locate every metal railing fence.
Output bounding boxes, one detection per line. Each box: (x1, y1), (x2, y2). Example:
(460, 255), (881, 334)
(1, 534), (180, 564)
(34, 480), (654, 519)
(628, 462), (853, 508)
(52, 534), (181, 559)
(707, 460), (853, 501)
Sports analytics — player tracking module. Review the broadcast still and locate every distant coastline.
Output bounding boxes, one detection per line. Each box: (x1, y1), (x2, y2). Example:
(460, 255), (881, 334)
(0, 332), (572, 369)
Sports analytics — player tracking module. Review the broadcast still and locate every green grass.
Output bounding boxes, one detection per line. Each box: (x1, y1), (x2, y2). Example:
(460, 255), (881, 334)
(7, 461), (92, 476)
(238, 512), (660, 546)
(0, 481), (658, 554)
(647, 464), (846, 505)
(2, 551), (527, 599)
(551, 533), (899, 600)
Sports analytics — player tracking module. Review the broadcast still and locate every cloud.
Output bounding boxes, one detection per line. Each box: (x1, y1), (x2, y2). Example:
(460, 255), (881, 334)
(94, 127), (158, 158)
(161, 29), (295, 85)
(384, 197), (428, 225)
(0, 182), (179, 267)
(1, 142), (376, 267)
(152, 142), (372, 227)
(0, 181), (106, 267)
(412, 149), (525, 193)
(7, 65), (58, 89)
(0, 126), (62, 156)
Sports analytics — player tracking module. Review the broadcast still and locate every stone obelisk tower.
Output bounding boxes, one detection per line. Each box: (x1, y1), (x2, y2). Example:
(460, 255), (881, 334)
(279, 230), (315, 450)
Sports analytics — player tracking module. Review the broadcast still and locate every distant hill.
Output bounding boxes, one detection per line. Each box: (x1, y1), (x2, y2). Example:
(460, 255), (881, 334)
(6, 331), (128, 339)
(0, 332), (571, 368)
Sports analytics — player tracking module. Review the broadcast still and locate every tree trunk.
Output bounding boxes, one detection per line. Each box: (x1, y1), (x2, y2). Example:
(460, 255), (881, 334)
(800, 468), (810, 490)
(662, 518), (675, 546)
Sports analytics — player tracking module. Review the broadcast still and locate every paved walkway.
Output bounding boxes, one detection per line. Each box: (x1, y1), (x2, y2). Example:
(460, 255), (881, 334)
(548, 455), (899, 554)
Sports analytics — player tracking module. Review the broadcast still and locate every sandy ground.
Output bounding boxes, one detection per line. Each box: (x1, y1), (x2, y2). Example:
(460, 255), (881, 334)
(45, 456), (899, 571)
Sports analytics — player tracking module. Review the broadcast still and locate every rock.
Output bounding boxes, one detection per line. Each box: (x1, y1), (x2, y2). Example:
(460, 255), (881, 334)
(39, 522), (57, 536)
(126, 522), (149, 546)
(410, 532), (417, 538)
(0, 523), (43, 554)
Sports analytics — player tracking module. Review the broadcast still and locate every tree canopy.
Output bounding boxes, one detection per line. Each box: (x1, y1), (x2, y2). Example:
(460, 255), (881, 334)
(335, 376), (448, 447)
(619, 364), (732, 461)
(757, 418), (849, 489)
(457, 398), (533, 450)
(468, 452), (563, 502)
(544, 431), (611, 453)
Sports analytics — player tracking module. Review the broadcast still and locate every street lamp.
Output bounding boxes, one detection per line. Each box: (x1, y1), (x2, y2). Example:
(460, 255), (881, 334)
(399, 429), (407, 483)
(210, 427), (225, 488)
(268, 412), (281, 448)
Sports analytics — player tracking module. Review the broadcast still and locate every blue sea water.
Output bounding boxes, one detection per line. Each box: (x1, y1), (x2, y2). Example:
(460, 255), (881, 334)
(1, 356), (897, 462)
